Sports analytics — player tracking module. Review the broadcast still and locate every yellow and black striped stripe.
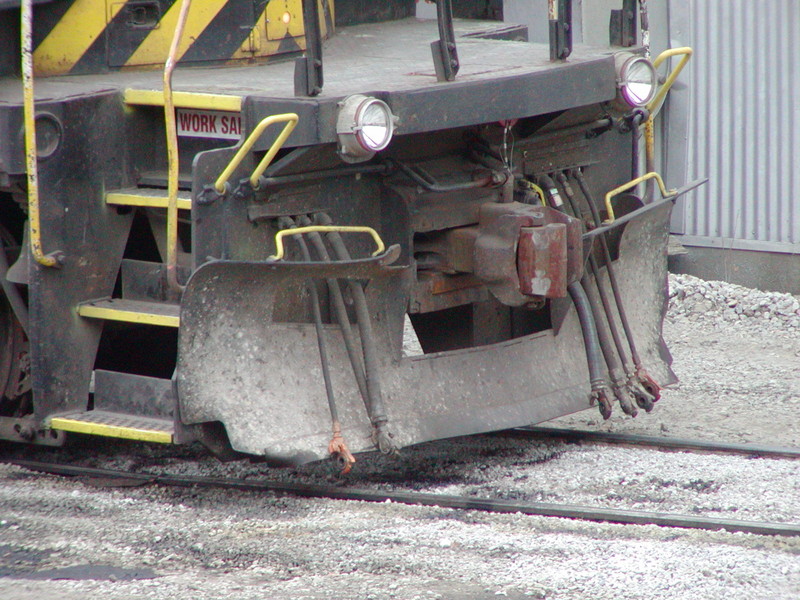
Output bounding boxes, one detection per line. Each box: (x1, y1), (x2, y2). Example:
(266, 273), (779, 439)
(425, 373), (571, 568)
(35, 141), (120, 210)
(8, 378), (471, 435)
(32, 0), (334, 77)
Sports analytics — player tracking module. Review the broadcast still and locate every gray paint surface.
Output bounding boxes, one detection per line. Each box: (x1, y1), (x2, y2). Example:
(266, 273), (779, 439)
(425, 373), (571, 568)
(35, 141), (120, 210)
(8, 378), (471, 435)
(667, 0), (800, 254)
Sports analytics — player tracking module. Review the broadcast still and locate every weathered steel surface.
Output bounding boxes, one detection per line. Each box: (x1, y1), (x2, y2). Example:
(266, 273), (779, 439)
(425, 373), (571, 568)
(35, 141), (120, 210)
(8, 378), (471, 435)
(518, 223), (567, 297)
(25, 92), (134, 419)
(176, 201), (674, 463)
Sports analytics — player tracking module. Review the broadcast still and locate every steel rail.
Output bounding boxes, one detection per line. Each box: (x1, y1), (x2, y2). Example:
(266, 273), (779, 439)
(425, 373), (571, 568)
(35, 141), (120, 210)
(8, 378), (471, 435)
(7, 459), (800, 538)
(516, 426), (800, 460)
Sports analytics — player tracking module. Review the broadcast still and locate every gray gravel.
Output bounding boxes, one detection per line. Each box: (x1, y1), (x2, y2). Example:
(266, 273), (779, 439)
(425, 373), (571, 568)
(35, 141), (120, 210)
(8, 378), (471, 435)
(2, 273), (800, 599)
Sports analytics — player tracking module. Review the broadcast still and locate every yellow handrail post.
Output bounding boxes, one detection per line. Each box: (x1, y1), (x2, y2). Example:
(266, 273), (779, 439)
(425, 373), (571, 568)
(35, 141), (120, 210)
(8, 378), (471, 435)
(163, 0), (193, 293)
(643, 47), (693, 190)
(21, 0), (61, 268)
(214, 113), (299, 194)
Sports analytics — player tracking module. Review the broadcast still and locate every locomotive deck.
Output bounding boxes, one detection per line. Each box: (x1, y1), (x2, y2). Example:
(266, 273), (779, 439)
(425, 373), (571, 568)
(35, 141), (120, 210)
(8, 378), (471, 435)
(0, 18), (616, 108)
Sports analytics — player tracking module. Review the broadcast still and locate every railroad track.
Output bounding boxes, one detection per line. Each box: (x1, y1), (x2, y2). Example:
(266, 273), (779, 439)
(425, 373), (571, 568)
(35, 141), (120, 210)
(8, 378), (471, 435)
(514, 426), (800, 460)
(7, 425), (800, 539)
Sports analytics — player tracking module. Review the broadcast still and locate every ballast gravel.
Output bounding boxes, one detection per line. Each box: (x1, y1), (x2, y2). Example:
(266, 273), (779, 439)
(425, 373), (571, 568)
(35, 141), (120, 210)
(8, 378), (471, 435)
(1, 273), (799, 600)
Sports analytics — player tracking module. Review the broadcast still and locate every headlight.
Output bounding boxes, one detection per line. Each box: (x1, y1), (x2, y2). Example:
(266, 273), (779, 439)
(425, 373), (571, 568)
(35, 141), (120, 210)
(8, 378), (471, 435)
(614, 54), (657, 108)
(336, 95), (397, 162)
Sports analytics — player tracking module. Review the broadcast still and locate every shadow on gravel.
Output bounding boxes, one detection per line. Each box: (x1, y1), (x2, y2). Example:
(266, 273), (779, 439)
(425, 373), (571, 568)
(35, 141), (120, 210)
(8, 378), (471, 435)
(4, 564), (157, 581)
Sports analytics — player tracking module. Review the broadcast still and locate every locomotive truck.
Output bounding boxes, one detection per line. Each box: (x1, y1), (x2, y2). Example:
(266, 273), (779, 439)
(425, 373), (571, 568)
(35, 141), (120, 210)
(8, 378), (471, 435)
(0, 0), (698, 469)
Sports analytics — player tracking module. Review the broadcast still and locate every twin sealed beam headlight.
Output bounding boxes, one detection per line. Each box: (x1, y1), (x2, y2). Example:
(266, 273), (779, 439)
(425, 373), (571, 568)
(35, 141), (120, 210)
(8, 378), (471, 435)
(614, 53), (657, 108)
(336, 95), (397, 163)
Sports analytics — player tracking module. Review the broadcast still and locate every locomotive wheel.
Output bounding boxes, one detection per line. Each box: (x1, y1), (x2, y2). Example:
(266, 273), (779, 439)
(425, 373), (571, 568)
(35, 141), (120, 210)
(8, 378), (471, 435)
(0, 226), (31, 417)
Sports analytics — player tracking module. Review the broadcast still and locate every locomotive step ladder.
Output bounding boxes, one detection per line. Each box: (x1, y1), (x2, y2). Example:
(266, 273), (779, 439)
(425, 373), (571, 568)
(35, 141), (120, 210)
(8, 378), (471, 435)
(77, 298), (180, 327)
(49, 411), (174, 444)
(58, 79), (296, 442)
(106, 187), (192, 211)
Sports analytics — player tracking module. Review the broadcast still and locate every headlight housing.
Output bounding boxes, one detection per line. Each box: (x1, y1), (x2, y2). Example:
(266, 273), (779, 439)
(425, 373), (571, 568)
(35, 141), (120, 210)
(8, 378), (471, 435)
(336, 95), (397, 163)
(614, 53), (657, 108)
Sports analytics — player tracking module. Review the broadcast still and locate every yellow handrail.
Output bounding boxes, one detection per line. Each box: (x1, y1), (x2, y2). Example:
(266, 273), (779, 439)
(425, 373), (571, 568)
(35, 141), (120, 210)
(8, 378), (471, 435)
(604, 172), (675, 223)
(647, 47), (693, 117)
(214, 113), (299, 193)
(163, 0), (192, 293)
(269, 226), (386, 261)
(644, 47), (693, 189)
(21, 0), (60, 268)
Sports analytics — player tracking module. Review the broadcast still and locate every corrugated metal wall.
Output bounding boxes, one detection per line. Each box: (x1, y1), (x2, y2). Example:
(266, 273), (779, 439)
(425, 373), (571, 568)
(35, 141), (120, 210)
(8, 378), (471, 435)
(669, 0), (800, 253)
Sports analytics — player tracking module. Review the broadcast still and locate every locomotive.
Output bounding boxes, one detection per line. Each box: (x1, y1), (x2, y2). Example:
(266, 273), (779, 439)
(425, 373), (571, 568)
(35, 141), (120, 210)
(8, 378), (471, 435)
(0, 0), (698, 469)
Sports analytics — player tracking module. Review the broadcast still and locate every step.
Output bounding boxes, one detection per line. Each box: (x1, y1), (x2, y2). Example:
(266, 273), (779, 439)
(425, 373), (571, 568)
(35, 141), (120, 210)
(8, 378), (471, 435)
(124, 89), (242, 112)
(138, 171), (192, 190)
(106, 187), (192, 211)
(49, 410), (173, 444)
(78, 298), (180, 327)
(94, 370), (174, 418)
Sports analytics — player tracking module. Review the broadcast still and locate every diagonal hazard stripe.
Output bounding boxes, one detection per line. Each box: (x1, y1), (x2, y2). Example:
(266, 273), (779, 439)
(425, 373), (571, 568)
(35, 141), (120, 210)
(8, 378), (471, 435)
(71, 0), (180, 74)
(124, 0), (229, 67)
(33, 0), (128, 76)
(32, 0), (79, 48)
(179, 0), (257, 63)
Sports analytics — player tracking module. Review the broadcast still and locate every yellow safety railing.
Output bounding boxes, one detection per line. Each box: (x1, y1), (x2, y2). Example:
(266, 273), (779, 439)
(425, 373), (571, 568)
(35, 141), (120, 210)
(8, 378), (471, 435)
(604, 172), (675, 223)
(269, 226), (386, 261)
(644, 47), (693, 177)
(647, 47), (693, 117)
(21, 0), (60, 268)
(214, 113), (299, 194)
(162, 0), (192, 292)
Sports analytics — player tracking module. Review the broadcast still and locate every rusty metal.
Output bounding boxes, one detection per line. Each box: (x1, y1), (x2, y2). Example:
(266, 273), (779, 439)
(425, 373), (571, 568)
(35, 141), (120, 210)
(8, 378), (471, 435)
(473, 202), (583, 307)
(328, 421), (356, 474)
(517, 224), (568, 298)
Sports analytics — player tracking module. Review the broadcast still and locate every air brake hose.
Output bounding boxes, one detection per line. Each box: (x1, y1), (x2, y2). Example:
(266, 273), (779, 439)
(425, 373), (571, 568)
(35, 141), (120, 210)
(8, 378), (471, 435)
(567, 282), (611, 416)
(572, 171), (643, 368)
(314, 213), (397, 454)
(556, 173), (637, 416)
(573, 169), (659, 406)
(538, 175), (612, 418)
(296, 216), (370, 407)
(281, 217), (355, 473)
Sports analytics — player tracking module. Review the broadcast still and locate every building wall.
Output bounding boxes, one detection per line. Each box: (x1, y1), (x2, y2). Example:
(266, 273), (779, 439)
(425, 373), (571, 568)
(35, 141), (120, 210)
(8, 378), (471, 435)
(668, 0), (800, 252)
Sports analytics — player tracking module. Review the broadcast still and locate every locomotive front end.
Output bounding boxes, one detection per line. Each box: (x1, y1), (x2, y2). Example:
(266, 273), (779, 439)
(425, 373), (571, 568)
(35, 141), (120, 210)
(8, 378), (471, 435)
(0, 0), (700, 466)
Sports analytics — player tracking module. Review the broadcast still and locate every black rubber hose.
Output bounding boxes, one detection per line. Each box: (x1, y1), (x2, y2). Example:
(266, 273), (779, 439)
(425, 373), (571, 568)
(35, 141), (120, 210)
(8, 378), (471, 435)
(555, 173), (627, 378)
(539, 175), (608, 393)
(567, 282), (607, 392)
(315, 213), (396, 454)
(281, 218), (339, 425)
(573, 169), (643, 367)
(296, 216), (370, 407)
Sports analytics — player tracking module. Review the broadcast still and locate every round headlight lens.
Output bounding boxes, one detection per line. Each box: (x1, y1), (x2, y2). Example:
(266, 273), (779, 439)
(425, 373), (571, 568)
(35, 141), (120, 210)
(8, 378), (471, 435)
(337, 95), (396, 162)
(616, 55), (657, 108)
(356, 100), (393, 152)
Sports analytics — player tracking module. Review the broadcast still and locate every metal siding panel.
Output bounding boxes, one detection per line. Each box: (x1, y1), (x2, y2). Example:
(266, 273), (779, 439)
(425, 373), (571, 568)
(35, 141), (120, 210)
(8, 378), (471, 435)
(673, 0), (800, 249)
